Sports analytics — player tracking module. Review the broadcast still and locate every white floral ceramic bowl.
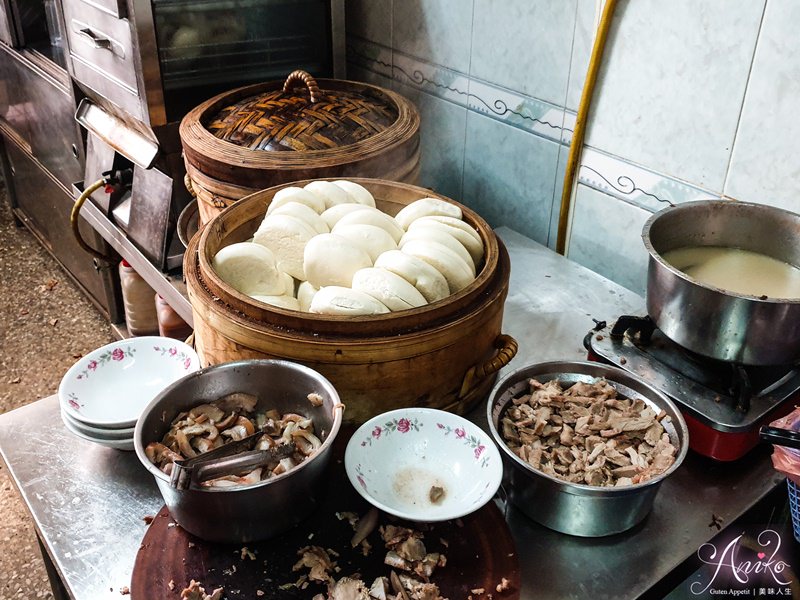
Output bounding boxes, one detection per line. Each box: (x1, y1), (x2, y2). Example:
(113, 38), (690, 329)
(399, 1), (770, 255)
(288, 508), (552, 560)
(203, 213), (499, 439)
(61, 416), (135, 451)
(344, 408), (503, 522)
(60, 409), (135, 440)
(58, 336), (200, 429)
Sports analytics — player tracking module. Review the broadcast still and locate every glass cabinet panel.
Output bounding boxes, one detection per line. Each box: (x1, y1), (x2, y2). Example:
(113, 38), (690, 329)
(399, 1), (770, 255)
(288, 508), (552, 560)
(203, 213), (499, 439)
(12, 0), (67, 68)
(154, 0), (332, 119)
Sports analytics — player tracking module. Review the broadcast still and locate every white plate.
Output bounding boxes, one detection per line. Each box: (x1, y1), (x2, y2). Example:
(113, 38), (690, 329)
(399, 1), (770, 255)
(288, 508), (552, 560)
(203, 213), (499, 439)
(344, 407), (502, 522)
(58, 336), (200, 428)
(62, 416), (135, 451)
(61, 409), (135, 440)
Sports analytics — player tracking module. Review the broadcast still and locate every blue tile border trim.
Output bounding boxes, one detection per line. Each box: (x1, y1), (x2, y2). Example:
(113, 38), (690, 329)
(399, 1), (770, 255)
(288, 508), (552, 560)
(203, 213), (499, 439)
(577, 148), (722, 212)
(347, 36), (569, 143)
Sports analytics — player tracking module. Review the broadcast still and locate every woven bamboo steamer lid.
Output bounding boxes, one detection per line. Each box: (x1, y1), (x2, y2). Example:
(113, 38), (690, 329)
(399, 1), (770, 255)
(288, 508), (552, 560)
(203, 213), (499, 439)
(180, 70), (420, 192)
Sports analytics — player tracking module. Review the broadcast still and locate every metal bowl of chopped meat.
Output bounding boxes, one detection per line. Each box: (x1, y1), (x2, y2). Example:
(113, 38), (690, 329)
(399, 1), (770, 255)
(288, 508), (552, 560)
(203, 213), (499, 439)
(486, 361), (688, 537)
(134, 359), (344, 543)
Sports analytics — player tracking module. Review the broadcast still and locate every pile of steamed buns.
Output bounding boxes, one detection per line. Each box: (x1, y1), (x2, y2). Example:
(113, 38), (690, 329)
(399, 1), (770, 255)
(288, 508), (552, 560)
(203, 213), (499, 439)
(211, 180), (485, 315)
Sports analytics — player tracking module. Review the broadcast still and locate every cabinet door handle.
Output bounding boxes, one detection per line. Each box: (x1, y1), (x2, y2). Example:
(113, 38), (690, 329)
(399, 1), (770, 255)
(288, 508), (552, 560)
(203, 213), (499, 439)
(78, 27), (112, 50)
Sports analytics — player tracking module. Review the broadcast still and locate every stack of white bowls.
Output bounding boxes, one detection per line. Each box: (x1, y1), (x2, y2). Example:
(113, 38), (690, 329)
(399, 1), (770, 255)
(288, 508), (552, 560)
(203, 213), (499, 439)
(58, 337), (200, 451)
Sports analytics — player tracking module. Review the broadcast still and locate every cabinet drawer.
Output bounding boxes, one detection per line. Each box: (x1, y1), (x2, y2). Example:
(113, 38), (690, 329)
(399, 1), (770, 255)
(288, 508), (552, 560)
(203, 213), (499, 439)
(63, 0), (138, 93)
(82, 0), (127, 19)
(71, 57), (144, 121)
(16, 57), (84, 188)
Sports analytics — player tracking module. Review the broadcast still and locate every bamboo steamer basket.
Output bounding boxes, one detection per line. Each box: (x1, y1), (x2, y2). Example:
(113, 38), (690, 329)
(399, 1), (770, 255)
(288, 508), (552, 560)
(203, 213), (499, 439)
(180, 70), (420, 224)
(184, 178), (518, 424)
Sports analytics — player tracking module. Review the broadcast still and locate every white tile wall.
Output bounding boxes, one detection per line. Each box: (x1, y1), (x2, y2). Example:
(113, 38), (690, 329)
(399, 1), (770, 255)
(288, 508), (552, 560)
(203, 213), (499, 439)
(584, 0), (766, 191)
(567, 184), (653, 295)
(346, 64), (393, 91)
(394, 82), (468, 200)
(470, 0), (577, 107)
(346, 0), (800, 296)
(548, 145), (570, 249)
(346, 36), (393, 78)
(346, 0), (393, 45)
(725, 0), (800, 214)
(392, 0), (474, 73)
(463, 112), (560, 245)
(566, 0), (597, 111)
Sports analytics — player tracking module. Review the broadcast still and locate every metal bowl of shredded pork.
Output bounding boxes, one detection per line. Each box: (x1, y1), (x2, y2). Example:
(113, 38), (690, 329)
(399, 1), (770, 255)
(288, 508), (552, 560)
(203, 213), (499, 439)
(134, 359), (344, 543)
(487, 361), (688, 537)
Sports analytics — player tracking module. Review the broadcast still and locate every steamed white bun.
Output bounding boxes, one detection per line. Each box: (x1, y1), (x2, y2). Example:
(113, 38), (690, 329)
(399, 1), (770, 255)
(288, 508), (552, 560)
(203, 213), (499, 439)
(374, 250), (450, 303)
(352, 267), (428, 311)
(253, 214), (317, 280)
(303, 233), (373, 288)
(332, 180), (376, 207)
(309, 286), (390, 316)
(331, 223), (397, 262)
(267, 186), (325, 214)
(394, 198), (462, 230)
(212, 242), (283, 296)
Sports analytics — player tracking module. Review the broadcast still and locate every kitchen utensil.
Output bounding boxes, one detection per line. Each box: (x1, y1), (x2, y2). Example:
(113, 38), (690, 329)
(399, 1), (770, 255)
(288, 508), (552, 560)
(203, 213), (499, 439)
(167, 430), (265, 488)
(134, 359), (344, 543)
(487, 360), (688, 537)
(169, 438), (296, 490)
(59, 336), (199, 428)
(643, 200), (800, 365)
(344, 407), (502, 522)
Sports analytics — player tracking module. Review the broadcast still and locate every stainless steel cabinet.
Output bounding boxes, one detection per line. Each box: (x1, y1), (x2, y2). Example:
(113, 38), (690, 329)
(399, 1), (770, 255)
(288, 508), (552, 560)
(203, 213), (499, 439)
(0, 44), (83, 188)
(63, 0), (145, 120)
(0, 0), (120, 321)
(3, 136), (122, 321)
(20, 55), (83, 188)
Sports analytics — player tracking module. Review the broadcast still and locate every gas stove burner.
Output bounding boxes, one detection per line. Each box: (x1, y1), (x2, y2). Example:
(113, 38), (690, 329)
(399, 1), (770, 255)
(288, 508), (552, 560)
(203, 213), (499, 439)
(610, 315), (656, 344)
(588, 315), (800, 461)
(604, 315), (797, 414)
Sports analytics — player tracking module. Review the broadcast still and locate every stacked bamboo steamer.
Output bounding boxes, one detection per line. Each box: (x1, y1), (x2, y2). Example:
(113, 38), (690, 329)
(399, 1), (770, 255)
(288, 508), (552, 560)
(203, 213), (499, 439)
(180, 70), (420, 224)
(184, 178), (518, 424)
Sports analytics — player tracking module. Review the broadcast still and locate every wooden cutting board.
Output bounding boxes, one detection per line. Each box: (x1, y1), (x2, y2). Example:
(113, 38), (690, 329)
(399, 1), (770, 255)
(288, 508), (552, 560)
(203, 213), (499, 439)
(131, 432), (520, 599)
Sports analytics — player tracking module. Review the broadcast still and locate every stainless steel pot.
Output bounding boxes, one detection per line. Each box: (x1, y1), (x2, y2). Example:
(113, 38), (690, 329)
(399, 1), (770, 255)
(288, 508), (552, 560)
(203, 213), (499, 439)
(134, 359), (344, 543)
(643, 200), (800, 365)
(486, 361), (688, 537)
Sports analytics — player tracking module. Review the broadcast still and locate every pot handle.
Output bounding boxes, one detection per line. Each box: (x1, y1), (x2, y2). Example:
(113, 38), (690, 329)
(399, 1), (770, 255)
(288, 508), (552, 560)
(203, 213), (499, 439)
(283, 70), (321, 103)
(458, 334), (518, 399)
(184, 173), (197, 198)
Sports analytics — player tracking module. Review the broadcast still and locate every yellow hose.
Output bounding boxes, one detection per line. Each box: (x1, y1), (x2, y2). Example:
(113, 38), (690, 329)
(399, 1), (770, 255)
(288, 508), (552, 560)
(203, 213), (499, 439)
(555, 0), (618, 255)
(71, 178), (114, 262)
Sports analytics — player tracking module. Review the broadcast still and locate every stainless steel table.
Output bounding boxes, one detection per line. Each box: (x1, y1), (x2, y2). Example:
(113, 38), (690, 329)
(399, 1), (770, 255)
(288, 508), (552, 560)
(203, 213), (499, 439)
(0, 228), (783, 599)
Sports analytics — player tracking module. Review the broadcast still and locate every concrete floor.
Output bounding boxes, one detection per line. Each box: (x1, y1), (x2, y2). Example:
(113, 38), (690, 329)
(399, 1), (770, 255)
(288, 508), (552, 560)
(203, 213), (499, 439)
(0, 184), (115, 599)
